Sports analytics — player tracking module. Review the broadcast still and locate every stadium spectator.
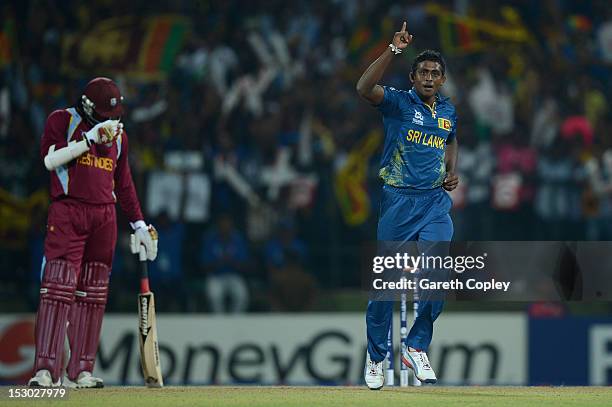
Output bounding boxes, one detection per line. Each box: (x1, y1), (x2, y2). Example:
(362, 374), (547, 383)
(263, 218), (316, 311)
(263, 218), (308, 274)
(148, 211), (190, 311)
(200, 213), (250, 313)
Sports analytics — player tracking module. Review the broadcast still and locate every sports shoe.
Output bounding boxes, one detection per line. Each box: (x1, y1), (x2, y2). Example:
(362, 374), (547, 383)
(401, 347), (437, 384)
(63, 371), (104, 388)
(364, 351), (384, 390)
(28, 370), (61, 387)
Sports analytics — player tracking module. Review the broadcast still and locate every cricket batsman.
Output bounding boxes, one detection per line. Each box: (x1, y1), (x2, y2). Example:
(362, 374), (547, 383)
(28, 77), (158, 388)
(356, 22), (458, 388)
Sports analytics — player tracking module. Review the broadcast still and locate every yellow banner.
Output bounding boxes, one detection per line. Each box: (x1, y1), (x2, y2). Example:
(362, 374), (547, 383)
(0, 189), (48, 249)
(334, 130), (382, 226)
(62, 15), (189, 80)
(426, 3), (533, 55)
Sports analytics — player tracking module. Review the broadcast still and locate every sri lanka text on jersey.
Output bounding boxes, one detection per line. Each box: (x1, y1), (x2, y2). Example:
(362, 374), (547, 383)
(406, 130), (446, 150)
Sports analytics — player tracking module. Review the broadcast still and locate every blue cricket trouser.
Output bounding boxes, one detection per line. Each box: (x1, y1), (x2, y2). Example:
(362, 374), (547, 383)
(366, 185), (453, 361)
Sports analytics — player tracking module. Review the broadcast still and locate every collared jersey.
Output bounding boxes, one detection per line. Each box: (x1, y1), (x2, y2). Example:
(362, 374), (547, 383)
(40, 108), (143, 222)
(377, 87), (457, 189)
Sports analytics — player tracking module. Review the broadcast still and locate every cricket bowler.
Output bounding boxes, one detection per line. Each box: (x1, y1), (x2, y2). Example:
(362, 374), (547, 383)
(356, 22), (459, 388)
(28, 77), (158, 388)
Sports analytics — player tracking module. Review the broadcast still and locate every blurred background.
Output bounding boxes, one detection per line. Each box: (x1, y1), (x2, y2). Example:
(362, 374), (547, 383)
(0, 0), (611, 386)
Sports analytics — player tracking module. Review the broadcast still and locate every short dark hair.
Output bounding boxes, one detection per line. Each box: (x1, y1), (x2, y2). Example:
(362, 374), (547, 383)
(411, 50), (446, 76)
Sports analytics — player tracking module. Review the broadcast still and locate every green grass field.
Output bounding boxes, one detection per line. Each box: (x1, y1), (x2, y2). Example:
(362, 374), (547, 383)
(8, 386), (611, 407)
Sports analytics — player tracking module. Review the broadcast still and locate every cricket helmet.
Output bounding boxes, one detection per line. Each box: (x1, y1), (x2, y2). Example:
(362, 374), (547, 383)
(81, 77), (124, 124)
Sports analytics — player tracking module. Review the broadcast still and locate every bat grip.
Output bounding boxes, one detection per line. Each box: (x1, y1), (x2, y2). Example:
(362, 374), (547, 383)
(139, 246), (150, 294)
(139, 245), (147, 262)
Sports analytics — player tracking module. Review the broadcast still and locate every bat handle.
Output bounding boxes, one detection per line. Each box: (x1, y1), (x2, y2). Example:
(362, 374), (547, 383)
(139, 245), (147, 262)
(139, 246), (150, 294)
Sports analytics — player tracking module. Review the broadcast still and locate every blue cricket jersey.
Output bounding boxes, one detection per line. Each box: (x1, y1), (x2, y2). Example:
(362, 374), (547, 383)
(377, 87), (457, 189)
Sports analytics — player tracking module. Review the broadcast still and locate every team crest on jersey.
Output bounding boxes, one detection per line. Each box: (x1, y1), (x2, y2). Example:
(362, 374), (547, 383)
(438, 118), (451, 131)
(412, 110), (424, 126)
(110, 97), (117, 106)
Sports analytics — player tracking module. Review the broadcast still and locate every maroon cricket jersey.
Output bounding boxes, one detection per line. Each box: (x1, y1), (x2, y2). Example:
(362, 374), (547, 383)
(40, 108), (144, 222)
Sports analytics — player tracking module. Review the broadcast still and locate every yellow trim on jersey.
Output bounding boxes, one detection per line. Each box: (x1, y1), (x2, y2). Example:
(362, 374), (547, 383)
(424, 101), (437, 118)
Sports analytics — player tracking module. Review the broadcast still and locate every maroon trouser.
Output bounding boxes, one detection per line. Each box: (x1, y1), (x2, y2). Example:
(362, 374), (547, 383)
(34, 199), (116, 382)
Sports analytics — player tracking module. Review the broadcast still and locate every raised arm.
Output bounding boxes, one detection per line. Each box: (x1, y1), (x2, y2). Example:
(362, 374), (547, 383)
(356, 21), (413, 105)
(42, 115), (122, 171)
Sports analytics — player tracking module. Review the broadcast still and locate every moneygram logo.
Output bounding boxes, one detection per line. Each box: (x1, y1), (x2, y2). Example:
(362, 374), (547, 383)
(0, 319), (35, 384)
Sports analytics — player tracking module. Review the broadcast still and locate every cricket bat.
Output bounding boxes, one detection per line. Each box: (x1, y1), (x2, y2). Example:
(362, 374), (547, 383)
(133, 235), (164, 388)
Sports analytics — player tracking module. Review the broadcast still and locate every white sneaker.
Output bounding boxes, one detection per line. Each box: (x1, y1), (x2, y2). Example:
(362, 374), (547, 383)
(401, 348), (437, 384)
(63, 371), (104, 388)
(364, 351), (385, 390)
(28, 370), (61, 387)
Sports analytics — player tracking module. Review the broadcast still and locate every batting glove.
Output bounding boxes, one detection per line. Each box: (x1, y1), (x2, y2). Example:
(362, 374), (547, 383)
(130, 221), (158, 261)
(85, 120), (123, 146)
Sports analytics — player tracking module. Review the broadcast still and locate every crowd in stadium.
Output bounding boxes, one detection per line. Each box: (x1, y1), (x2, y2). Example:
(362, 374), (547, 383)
(1, 0), (611, 312)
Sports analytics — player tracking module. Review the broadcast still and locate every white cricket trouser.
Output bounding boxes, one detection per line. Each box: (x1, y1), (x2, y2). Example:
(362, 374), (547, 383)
(205, 273), (249, 313)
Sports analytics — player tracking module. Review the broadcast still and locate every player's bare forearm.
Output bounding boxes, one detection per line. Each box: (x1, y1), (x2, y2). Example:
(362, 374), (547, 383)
(445, 138), (458, 173)
(443, 138), (459, 191)
(356, 21), (413, 105)
(356, 49), (394, 104)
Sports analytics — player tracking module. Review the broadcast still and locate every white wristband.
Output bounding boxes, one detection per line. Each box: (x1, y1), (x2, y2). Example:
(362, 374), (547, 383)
(130, 220), (147, 231)
(389, 43), (402, 55)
